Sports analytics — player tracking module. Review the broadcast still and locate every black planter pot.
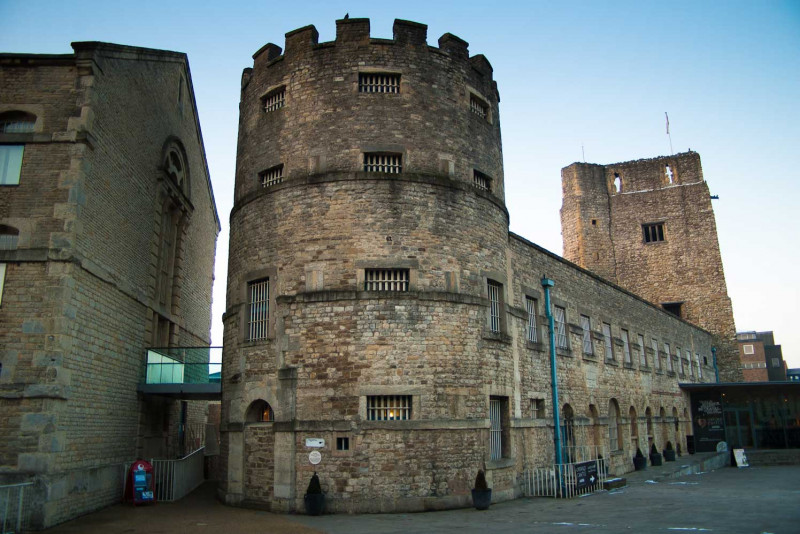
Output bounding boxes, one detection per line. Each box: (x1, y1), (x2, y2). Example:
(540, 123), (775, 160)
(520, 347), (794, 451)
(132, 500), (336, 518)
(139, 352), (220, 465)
(663, 449), (676, 462)
(633, 455), (648, 471)
(471, 488), (492, 510)
(650, 453), (663, 467)
(304, 493), (325, 516)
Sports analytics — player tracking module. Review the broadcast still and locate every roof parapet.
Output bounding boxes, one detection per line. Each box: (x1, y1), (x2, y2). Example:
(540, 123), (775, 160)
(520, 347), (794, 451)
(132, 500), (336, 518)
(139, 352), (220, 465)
(253, 43), (282, 63)
(336, 18), (370, 44)
(284, 24), (319, 56)
(469, 54), (493, 77)
(393, 19), (427, 45)
(437, 33), (469, 60)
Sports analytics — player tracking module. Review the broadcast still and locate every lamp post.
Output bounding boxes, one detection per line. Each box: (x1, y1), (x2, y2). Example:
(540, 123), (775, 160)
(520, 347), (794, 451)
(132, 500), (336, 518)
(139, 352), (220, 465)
(541, 276), (562, 466)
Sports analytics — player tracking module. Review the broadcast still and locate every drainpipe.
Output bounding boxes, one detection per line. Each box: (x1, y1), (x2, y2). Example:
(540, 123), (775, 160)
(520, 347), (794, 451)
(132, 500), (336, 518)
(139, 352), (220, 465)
(712, 347), (719, 383)
(541, 276), (563, 466)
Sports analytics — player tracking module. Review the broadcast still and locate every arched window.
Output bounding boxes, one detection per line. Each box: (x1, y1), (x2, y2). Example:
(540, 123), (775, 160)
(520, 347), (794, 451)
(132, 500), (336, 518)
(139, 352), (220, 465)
(161, 139), (190, 197)
(0, 111), (36, 133)
(245, 399), (274, 423)
(629, 406), (639, 451)
(0, 225), (19, 250)
(608, 399), (622, 451)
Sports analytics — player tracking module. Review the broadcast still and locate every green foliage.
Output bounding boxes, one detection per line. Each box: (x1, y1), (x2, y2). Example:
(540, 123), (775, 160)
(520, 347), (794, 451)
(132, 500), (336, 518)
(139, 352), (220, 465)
(306, 472), (322, 495)
(474, 470), (489, 490)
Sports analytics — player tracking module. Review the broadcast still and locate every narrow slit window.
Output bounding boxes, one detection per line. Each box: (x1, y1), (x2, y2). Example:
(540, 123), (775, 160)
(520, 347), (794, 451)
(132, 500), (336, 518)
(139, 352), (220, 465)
(525, 297), (538, 343)
(642, 222), (665, 243)
(554, 306), (568, 349)
(367, 395), (411, 420)
(259, 164), (284, 188)
(653, 338), (661, 369)
(638, 334), (647, 366)
(470, 93), (488, 119)
(622, 329), (631, 363)
(488, 280), (502, 333)
(580, 315), (593, 355)
(358, 72), (400, 94)
(665, 164), (674, 184)
(603, 323), (614, 360)
(364, 268), (409, 291)
(665, 343), (673, 372)
(473, 169), (492, 191)
(614, 173), (622, 193)
(248, 278), (269, 341)
(262, 87), (285, 112)
(363, 153), (402, 174)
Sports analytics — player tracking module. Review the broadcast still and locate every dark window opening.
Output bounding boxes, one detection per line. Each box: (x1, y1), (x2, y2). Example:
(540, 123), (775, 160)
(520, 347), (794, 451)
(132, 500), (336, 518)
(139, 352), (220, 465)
(358, 73), (400, 94)
(642, 222), (665, 243)
(336, 437), (350, 451)
(662, 302), (683, 318)
(591, 219), (597, 226)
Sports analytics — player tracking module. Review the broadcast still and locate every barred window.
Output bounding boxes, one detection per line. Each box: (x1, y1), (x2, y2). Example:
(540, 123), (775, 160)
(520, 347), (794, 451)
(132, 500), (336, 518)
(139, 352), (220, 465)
(638, 334), (647, 366)
(652, 338), (661, 369)
(367, 395), (411, 420)
(608, 400), (621, 451)
(622, 329), (631, 364)
(358, 72), (400, 94)
(580, 315), (593, 355)
(262, 87), (285, 112)
(473, 169), (491, 191)
(643, 222), (665, 243)
(525, 297), (538, 343)
(554, 306), (568, 349)
(365, 268), (409, 291)
(489, 396), (508, 460)
(488, 280), (502, 333)
(247, 278), (269, 341)
(259, 164), (284, 188)
(470, 93), (488, 119)
(603, 323), (614, 360)
(677, 347), (684, 374)
(364, 153), (402, 174)
(686, 350), (693, 377)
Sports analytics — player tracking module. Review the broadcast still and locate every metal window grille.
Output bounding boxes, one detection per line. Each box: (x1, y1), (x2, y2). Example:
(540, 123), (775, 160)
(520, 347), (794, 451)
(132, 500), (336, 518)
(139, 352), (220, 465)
(525, 297), (538, 343)
(622, 330), (631, 363)
(263, 87), (285, 112)
(638, 335), (646, 366)
(470, 94), (488, 119)
(603, 323), (613, 360)
(642, 223), (665, 243)
(489, 398), (503, 460)
(581, 315), (593, 354)
(652, 339), (661, 369)
(367, 395), (411, 420)
(358, 72), (400, 93)
(363, 153), (402, 173)
(554, 306), (567, 348)
(488, 280), (502, 333)
(1, 120), (35, 133)
(696, 354), (703, 379)
(364, 268), (409, 291)
(259, 164), (284, 187)
(248, 279), (269, 341)
(473, 169), (491, 191)
(665, 343), (673, 371)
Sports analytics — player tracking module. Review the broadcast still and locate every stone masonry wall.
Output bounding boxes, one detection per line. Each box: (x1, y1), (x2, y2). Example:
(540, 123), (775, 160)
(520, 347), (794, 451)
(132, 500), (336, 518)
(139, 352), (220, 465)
(561, 152), (741, 382)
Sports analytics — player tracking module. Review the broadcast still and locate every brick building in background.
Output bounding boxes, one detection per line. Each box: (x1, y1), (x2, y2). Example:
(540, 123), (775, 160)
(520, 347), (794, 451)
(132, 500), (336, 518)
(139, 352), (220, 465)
(220, 18), (714, 514)
(561, 153), (741, 382)
(0, 43), (218, 528)
(736, 331), (786, 382)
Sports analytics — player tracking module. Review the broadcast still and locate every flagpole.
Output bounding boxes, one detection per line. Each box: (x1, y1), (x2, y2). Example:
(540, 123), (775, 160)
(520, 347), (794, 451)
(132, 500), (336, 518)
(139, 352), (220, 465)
(665, 112), (673, 155)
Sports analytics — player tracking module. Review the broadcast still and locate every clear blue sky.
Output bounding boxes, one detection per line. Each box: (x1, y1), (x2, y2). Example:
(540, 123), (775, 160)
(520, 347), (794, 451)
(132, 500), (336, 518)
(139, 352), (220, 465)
(2, 1), (798, 366)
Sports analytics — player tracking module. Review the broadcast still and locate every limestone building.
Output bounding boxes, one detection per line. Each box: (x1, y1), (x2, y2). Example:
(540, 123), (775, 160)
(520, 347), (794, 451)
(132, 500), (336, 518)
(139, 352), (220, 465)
(561, 153), (741, 382)
(0, 43), (219, 528)
(221, 18), (714, 514)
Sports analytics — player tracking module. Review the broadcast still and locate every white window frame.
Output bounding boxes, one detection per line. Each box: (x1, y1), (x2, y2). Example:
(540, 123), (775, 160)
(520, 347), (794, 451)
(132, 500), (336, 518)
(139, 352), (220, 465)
(677, 347), (683, 375)
(525, 297), (538, 343)
(603, 323), (614, 360)
(554, 306), (568, 349)
(665, 343), (673, 372)
(742, 344), (755, 355)
(686, 349), (693, 377)
(638, 334), (646, 367)
(580, 315), (593, 355)
(622, 329), (631, 364)
(696, 353), (703, 379)
(247, 278), (269, 341)
(487, 280), (502, 333)
(652, 338), (661, 369)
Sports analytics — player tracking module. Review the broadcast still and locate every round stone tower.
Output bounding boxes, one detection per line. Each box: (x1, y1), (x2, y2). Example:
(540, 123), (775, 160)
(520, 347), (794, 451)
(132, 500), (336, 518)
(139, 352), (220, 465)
(221, 18), (512, 512)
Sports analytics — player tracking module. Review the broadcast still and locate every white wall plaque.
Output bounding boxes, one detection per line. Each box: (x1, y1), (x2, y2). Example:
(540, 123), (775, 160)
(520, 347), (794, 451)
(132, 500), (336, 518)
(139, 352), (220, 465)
(309, 450), (322, 465)
(305, 438), (325, 448)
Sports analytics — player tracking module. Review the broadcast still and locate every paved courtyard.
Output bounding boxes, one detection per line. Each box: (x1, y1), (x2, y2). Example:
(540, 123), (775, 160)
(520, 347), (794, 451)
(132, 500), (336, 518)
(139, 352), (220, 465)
(44, 463), (800, 534)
